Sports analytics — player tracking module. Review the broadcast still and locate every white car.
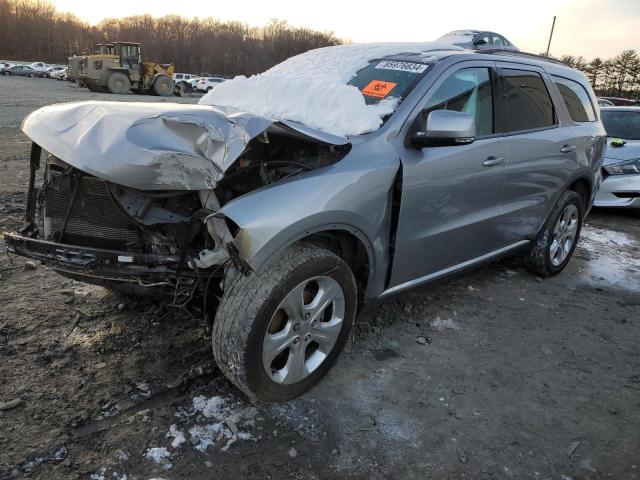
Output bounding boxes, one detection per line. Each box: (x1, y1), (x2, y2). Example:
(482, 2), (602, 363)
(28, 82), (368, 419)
(50, 67), (68, 81)
(29, 62), (52, 77)
(196, 77), (225, 92)
(173, 73), (197, 82)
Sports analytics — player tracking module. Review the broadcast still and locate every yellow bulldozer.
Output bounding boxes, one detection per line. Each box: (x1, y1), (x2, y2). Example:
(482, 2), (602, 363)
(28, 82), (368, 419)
(68, 42), (174, 96)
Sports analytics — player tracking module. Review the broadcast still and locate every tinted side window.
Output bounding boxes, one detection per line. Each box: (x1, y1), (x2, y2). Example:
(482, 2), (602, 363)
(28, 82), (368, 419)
(500, 69), (556, 132)
(552, 76), (596, 122)
(421, 67), (494, 136)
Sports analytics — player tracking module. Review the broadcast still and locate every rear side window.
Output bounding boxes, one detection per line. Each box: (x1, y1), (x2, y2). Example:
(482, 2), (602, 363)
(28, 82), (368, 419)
(552, 76), (596, 122)
(500, 69), (557, 132)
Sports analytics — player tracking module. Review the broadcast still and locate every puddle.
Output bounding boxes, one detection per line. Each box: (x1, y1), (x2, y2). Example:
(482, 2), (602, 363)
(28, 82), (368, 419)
(577, 225), (640, 291)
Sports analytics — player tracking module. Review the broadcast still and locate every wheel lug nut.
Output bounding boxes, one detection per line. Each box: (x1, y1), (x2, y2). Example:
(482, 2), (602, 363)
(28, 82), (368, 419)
(293, 323), (300, 332)
(294, 337), (300, 344)
(304, 313), (310, 320)
(304, 334), (311, 342)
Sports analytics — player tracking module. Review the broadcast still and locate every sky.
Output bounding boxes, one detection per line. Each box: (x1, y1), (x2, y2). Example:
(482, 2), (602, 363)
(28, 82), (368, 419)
(50, 0), (639, 60)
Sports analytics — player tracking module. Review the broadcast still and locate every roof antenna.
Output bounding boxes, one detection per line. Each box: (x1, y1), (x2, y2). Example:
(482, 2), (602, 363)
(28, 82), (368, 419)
(545, 16), (556, 56)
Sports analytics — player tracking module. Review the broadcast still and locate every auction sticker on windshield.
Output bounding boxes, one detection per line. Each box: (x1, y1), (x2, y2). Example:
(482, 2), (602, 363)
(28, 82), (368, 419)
(375, 61), (429, 73)
(362, 80), (397, 98)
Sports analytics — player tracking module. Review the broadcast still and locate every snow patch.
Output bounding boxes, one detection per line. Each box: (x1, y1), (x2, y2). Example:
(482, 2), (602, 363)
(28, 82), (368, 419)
(145, 447), (171, 469)
(166, 424), (186, 448)
(200, 42), (460, 136)
(187, 395), (258, 452)
(430, 316), (460, 331)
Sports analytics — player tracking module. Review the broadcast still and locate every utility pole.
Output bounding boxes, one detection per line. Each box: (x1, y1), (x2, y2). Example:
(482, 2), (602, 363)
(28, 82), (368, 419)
(546, 16), (556, 56)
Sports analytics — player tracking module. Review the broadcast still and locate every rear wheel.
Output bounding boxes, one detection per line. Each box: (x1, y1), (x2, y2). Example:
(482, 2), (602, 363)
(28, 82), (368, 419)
(212, 243), (357, 401)
(524, 190), (583, 277)
(151, 74), (173, 96)
(107, 72), (131, 94)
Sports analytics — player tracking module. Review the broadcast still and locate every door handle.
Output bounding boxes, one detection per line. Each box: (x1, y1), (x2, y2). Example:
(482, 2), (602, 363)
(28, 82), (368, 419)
(482, 156), (505, 167)
(560, 145), (576, 153)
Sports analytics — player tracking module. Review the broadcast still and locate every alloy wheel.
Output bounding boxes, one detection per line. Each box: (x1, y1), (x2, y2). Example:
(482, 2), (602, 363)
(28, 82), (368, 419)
(262, 276), (345, 385)
(549, 204), (579, 266)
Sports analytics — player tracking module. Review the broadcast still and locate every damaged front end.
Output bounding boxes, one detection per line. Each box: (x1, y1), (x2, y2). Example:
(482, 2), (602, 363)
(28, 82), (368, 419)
(5, 101), (350, 311)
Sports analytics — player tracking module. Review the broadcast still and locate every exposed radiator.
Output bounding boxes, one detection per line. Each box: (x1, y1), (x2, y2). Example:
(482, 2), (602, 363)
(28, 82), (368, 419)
(43, 171), (148, 251)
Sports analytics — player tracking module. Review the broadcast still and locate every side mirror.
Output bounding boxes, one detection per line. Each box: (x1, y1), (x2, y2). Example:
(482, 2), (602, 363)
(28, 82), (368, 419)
(408, 110), (476, 148)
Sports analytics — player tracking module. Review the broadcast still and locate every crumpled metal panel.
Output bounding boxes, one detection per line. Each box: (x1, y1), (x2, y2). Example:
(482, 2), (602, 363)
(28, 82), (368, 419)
(21, 101), (348, 191)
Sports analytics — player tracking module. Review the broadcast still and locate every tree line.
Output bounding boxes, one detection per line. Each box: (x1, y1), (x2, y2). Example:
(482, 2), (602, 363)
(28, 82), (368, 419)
(0, 0), (638, 98)
(546, 50), (640, 99)
(0, 0), (341, 76)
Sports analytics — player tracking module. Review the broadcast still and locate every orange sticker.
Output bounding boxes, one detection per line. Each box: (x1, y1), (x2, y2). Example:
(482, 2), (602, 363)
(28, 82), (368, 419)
(362, 80), (397, 98)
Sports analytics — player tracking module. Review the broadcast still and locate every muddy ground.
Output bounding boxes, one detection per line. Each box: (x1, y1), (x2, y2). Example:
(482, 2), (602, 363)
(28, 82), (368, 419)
(0, 76), (639, 480)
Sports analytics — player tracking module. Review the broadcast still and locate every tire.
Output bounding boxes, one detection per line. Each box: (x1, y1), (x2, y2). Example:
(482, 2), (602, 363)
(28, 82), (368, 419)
(151, 74), (173, 96)
(29, 73), (36, 78)
(524, 190), (583, 277)
(212, 243), (357, 402)
(3, 72), (9, 76)
(107, 71), (131, 94)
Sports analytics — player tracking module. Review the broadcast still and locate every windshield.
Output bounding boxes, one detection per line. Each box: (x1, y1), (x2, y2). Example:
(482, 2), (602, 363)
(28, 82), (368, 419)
(348, 59), (434, 106)
(602, 110), (640, 140)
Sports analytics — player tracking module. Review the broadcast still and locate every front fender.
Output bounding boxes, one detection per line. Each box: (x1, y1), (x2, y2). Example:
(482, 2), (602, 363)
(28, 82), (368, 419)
(216, 157), (399, 298)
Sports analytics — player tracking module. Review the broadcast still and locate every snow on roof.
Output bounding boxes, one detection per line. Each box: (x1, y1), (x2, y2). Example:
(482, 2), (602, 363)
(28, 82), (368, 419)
(199, 42), (462, 137)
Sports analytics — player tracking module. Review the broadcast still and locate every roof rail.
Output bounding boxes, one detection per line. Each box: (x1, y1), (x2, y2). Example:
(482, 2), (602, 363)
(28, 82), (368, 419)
(480, 49), (569, 66)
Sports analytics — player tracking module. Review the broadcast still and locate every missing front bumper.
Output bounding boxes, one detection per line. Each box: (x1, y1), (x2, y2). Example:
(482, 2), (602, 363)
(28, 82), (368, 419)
(4, 232), (188, 286)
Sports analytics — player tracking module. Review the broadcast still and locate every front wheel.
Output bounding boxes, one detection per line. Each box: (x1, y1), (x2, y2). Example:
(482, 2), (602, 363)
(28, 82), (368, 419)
(212, 243), (357, 401)
(151, 74), (173, 96)
(29, 73), (36, 78)
(524, 190), (584, 277)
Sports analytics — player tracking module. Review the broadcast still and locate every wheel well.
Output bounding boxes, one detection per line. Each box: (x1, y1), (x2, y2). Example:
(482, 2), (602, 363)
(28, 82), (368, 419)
(568, 178), (591, 209)
(297, 230), (371, 299)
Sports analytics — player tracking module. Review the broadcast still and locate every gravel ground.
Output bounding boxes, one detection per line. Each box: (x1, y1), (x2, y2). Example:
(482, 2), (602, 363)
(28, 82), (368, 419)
(1, 76), (639, 480)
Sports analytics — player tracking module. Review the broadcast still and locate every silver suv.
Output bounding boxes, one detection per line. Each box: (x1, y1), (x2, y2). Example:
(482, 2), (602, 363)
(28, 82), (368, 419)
(6, 44), (605, 401)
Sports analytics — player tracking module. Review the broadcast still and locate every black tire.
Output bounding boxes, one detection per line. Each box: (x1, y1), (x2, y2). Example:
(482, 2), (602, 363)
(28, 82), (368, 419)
(212, 243), (357, 402)
(3, 72), (9, 76)
(524, 190), (584, 277)
(29, 73), (36, 78)
(107, 71), (131, 94)
(151, 74), (173, 96)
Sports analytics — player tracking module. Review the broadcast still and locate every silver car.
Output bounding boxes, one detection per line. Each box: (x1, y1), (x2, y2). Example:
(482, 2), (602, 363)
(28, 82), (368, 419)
(437, 30), (519, 51)
(594, 107), (640, 212)
(6, 44), (605, 401)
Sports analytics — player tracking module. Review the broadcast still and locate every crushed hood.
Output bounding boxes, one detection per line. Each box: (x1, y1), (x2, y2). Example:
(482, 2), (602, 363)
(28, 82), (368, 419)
(21, 101), (348, 190)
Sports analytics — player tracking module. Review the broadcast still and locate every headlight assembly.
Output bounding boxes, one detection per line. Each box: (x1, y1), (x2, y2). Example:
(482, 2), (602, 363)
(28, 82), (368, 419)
(604, 158), (640, 175)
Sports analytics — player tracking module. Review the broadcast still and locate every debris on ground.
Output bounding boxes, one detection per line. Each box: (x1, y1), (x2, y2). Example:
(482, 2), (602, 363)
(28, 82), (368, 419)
(567, 440), (581, 459)
(0, 398), (23, 410)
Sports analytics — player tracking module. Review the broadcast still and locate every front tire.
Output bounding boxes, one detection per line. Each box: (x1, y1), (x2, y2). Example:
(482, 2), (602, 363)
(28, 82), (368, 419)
(151, 74), (173, 96)
(524, 190), (583, 277)
(212, 243), (357, 401)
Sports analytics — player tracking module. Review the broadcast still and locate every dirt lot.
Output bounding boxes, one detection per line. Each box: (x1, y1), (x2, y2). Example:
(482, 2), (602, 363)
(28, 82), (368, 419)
(1, 75), (639, 480)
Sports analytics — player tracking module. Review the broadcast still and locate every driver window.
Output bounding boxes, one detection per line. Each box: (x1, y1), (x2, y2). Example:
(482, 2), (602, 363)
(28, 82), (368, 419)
(492, 35), (505, 46)
(416, 67), (494, 137)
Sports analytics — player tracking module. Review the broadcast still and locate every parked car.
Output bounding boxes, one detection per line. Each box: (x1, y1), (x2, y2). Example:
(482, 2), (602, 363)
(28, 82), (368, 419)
(7, 43), (605, 401)
(0, 61), (15, 69)
(437, 30), (519, 51)
(50, 67), (68, 81)
(173, 73), (198, 85)
(196, 77), (225, 92)
(1, 65), (38, 77)
(598, 96), (637, 106)
(597, 98), (615, 107)
(28, 62), (52, 77)
(594, 107), (640, 213)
